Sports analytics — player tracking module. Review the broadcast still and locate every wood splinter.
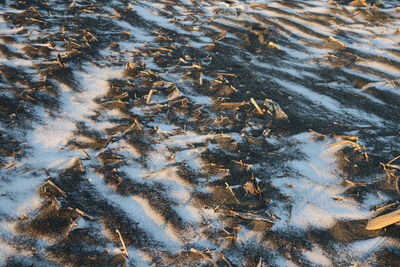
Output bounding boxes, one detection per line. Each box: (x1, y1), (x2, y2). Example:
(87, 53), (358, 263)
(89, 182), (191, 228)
(134, 118), (142, 131)
(353, 261), (370, 267)
(190, 248), (212, 261)
(43, 180), (66, 197)
(146, 89), (154, 104)
(366, 209), (400, 230)
(80, 150), (91, 160)
(56, 53), (66, 68)
(74, 208), (94, 220)
(116, 229), (129, 258)
(250, 98), (264, 115)
(225, 182), (235, 197)
(220, 101), (249, 106)
(217, 252), (233, 267)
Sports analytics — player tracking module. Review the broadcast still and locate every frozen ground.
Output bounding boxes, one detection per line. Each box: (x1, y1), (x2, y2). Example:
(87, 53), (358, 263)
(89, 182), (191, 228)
(0, 0), (400, 266)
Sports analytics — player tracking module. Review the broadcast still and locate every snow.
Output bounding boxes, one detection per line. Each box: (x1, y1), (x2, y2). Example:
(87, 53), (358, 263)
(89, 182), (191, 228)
(271, 133), (373, 229)
(304, 245), (333, 267)
(89, 171), (182, 249)
(0, 0), (399, 265)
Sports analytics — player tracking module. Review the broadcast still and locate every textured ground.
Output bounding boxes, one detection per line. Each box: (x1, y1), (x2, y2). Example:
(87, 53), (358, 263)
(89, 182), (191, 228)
(0, 0), (400, 266)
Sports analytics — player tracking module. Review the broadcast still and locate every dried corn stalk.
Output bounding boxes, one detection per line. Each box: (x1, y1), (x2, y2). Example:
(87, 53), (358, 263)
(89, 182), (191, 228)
(116, 229), (129, 258)
(267, 42), (280, 49)
(366, 209), (400, 230)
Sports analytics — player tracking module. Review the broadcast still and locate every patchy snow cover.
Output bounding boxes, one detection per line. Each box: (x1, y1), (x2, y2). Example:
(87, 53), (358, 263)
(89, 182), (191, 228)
(0, 0), (399, 266)
(271, 133), (373, 229)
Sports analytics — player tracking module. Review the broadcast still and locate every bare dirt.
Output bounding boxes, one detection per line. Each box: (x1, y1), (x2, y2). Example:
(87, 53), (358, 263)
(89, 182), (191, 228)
(0, 0), (400, 266)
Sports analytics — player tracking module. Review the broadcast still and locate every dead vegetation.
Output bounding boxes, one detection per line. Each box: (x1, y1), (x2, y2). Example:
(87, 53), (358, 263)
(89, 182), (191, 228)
(0, 0), (399, 266)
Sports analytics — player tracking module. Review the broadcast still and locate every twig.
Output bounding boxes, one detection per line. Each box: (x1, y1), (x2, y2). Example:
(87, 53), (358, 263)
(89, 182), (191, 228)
(190, 248), (213, 261)
(222, 228), (231, 236)
(80, 150), (91, 160)
(217, 252), (233, 267)
(344, 180), (371, 187)
(386, 163), (400, 171)
(146, 89), (154, 104)
(257, 257), (264, 267)
(225, 182), (235, 197)
(388, 155), (400, 165)
(30, 18), (46, 24)
(333, 135), (359, 141)
(231, 160), (252, 168)
(134, 118), (142, 131)
(374, 203), (398, 216)
(224, 209), (274, 224)
(116, 229), (129, 258)
(66, 218), (78, 236)
(329, 140), (361, 150)
(267, 41), (280, 49)
(353, 261), (370, 267)
(250, 98), (264, 115)
(75, 208), (94, 220)
(220, 102), (249, 106)
(332, 195), (347, 201)
(192, 64), (202, 70)
(56, 53), (65, 68)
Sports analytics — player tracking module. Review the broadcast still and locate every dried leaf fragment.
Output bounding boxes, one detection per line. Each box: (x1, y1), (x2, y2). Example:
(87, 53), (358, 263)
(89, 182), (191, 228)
(249, 3), (269, 8)
(204, 43), (216, 50)
(168, 86), (182, 101)
(264, 99), (288, 119)
(215, 31), (227, 41)
(349, 0), (368, 7)
(125, 62), (136, 70)
(40, 180), (67, 198)
(327, 36), (348, 49)
(192, 64), (202, 70)
(244, 181), (262, 196)
(155, 34), (172, 42)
